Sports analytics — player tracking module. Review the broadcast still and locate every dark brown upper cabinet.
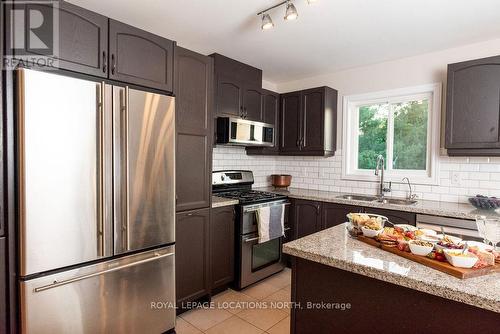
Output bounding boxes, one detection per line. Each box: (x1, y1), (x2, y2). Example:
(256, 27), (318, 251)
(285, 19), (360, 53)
(175, 209), (210, 307)
(246, 89), (280, 155)
(281, 87), (337, 156)
(109, 19), (175, 92)
(175, 47), (213, 211)
(6, 1), (108, 77)
(243, 87), (263, 121)
(215, 73), (243, 118)
(210, 206), (235, 291)
(445, 55), (500, 156)
(211, 53), (263, 121)
(174, 46), (213, 212)
(281, 91), (302, 153)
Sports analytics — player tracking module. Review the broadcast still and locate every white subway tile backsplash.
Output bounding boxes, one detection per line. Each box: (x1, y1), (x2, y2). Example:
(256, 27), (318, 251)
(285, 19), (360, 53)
(212, 146), (500, 204)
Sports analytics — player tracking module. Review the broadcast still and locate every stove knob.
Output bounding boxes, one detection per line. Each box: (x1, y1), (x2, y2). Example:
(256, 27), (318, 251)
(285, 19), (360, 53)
(221, 175), (225, 181)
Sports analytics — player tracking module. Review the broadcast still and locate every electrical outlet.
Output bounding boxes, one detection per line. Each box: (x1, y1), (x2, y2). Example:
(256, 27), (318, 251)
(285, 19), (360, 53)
(451, 172), (461, 186)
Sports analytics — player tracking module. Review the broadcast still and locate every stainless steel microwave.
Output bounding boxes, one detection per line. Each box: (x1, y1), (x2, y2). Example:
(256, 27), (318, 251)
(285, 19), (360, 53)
(216, 117), (275, 147)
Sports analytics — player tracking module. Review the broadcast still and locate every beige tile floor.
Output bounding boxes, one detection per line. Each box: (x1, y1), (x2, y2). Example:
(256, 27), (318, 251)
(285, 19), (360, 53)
(177, 268), (291, 334)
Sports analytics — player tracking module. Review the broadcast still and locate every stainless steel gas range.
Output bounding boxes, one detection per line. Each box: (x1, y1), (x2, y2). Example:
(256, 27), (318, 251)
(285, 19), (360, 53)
(212, 170), (290, 289)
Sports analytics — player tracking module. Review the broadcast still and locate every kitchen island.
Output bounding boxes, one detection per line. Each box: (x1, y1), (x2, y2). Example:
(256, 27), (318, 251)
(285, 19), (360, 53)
(283, 224), (500, 334)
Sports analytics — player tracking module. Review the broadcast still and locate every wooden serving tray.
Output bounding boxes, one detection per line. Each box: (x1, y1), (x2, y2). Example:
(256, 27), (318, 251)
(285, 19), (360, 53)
(357, 236), (500, 279)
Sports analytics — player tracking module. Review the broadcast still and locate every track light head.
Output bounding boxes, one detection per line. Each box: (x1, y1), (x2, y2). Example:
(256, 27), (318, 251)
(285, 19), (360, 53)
(261, 13), (274, 30)
(284, 1), (298, 21)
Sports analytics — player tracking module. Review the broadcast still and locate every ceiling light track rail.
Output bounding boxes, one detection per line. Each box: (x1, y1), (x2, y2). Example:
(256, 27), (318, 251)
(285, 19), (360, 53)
(256, 1), (288, 16)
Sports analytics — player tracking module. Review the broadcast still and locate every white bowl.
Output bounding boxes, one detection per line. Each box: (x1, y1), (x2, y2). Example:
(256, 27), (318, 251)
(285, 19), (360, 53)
(361, 226), (383, 238)
(419, 228), (437, 236)
(436, 234), (462, 244)
(417, 235), (440, 244)
(464, 241), (494, 251)
(395, 224), (418, 232)
(408, 241), (434, 256)
(444, 250), (478, 268)
(347, 213), (388, 227)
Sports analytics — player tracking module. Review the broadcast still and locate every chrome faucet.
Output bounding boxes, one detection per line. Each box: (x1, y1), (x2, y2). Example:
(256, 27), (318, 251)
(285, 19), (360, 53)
(402, 177), (418, 201)
(374, 155), (391, 199)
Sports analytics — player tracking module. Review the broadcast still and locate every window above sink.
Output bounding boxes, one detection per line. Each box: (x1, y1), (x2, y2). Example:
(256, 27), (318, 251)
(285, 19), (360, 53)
(342, 83), (442, 185)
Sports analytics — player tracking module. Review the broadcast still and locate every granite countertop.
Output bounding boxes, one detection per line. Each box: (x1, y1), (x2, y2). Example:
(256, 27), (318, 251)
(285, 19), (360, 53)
(212, 196), (238, 208)
(283, 224), (500, 313)
(257, 187), (499, 220)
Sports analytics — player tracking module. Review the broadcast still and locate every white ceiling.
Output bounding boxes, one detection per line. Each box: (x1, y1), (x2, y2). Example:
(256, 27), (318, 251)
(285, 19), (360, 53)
(68, 0), (500, 83)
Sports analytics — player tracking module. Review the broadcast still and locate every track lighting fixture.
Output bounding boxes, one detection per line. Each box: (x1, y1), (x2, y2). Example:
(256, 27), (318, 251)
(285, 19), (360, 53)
(284, 1), (298, 21)
(257, 0), (317, 30)
(261, 13), (274, 30)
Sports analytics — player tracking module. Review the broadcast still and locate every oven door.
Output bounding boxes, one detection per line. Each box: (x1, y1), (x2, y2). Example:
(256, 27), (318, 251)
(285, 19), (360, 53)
(239, 233), (285, 289)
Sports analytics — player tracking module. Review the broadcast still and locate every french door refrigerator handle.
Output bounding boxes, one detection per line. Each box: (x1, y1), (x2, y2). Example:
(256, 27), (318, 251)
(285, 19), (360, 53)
(97, 82), (105, 257)
(33, 252), (175, 293)
(120, 86), (131, 252)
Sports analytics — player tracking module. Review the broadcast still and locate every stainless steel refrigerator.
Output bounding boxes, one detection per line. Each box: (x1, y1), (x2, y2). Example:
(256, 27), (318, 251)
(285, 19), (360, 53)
(17, 68), (176, 333)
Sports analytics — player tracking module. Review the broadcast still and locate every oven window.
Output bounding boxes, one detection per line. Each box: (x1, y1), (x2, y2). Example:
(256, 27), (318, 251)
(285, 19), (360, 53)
(252, 238), (281, 272)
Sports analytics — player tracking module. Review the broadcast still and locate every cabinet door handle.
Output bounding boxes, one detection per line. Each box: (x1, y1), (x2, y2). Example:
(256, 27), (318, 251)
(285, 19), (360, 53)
(111, 54), (116, 75)
(102, 51), (107, 73)
(316, 204), (321, 215)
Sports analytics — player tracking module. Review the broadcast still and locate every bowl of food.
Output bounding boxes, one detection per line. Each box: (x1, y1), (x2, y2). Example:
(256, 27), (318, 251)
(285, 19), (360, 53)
(347, 213), (386, 238)
(444, 250), (479, 268)
(419, 228), (437, 236)
(361, 222), (384, 238)
(347, 213), (387, 227)
(409, 240), (434, 256)
(468, 195), (500, 210)
(435, 235), (464, 250)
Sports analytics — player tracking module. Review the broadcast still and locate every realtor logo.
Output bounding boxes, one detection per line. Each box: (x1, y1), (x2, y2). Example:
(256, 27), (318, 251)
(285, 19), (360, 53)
(3, 0), (59, 70)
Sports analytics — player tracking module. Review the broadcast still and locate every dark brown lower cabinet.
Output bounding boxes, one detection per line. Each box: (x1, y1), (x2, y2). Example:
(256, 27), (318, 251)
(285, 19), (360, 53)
(290, 199), (417, 240)
(291, 199), (322, 239)
(210, 206), (235, 291)
(0, 238), (6, 334)
(322, 203), (361, 229)
(176, 209), (210, 308)
(366, 207), (416, 225)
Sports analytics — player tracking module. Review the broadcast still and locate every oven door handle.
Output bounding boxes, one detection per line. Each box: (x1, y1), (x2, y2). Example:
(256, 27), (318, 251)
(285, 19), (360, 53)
(244, 236), (260, 243)
(244, 232), (288, 243)
(243, 202), (290, 213)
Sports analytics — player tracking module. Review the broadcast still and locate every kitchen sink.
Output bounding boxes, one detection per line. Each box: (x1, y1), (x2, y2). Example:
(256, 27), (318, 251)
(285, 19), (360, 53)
(377, 198), (418, 205)
(336, 194), (379, 201)
(336, 194), (418, 206)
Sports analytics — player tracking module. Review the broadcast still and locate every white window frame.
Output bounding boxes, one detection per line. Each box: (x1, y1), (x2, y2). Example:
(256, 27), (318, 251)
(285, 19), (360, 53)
(342, 83), (441, 185)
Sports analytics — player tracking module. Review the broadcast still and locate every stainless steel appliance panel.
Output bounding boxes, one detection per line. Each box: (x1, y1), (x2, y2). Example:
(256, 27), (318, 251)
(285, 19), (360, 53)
(114, 87), (175, 254)
(20, 246), (176, 334)
(216, 117), (275, 147)
(18, 69), (113, 276)
(239, 234), (285, 289)
(416, 214), (481, 241)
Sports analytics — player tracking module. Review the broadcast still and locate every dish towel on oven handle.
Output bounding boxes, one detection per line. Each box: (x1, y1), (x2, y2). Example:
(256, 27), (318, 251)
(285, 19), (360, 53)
(256, 204), (285, 243)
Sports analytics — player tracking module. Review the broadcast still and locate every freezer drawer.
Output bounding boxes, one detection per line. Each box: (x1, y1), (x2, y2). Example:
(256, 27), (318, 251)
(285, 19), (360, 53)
(20, 246), (176, 334)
